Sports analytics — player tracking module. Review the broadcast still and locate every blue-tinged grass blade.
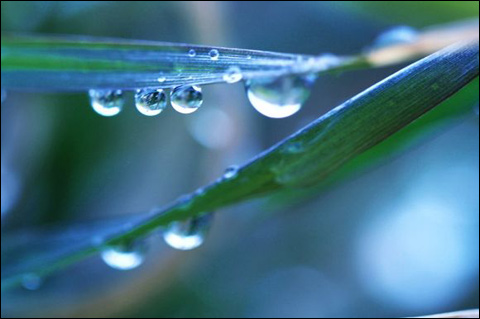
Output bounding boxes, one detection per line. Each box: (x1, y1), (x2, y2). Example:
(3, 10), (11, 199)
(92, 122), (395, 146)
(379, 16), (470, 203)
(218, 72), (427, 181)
(1, 40), (478, 291)
(2, 20), (477, 92)
(1, 34), (352, 91)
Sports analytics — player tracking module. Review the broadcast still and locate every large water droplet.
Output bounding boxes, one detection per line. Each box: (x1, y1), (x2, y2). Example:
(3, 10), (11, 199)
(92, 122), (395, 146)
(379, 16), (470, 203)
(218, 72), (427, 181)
(223, 67), (243, 84)
(188, 49), (196, 57)
(89, 89), (124, 117)
(135, 89), (167, 116)
(374, 26), (418, 48)
(22, 273), (43, 291)
(170, 86), (203, 114)
(245, 75), (316, 118)
(101, 240), (146, 270)
(163, 213), (213, 250)
(209, 49), (219, 61)
(223, 166), (239, 179)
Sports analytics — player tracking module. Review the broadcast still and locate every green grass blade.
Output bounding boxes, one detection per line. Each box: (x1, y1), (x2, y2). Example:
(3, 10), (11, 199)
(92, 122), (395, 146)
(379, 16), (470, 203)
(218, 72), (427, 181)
(1, 34), (355, 91)
(1, 40), (478, 291)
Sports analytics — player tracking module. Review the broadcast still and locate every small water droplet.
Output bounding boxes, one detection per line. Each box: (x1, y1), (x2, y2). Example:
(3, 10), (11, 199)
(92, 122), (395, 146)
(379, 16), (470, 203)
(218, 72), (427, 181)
(223, 67), (243, 84)
(89, 89), (124, 117)
(247, 55), (252, 60)
(21, 274), (43, 291)
(163, 213), (213, 250)
(170, 86), (203, 114)
(374, 26), (418, 48)
(1, 90), (6, 104)
(135, 89), (167, 116)
(101, 240), (146, 270)
(157, 77), (166, 83)
(188, 49), (196, 57)
(245, 75), (316, 118)
(209, 49), (219, 61)
(284, 142), (304, 154)
(223, 166), (239, 179)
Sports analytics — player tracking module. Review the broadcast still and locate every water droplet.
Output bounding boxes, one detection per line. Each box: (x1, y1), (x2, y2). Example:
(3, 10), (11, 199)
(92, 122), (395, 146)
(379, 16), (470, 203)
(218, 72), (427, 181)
(209, 49), (219, 61)
(170, 86), (203, 114)
(374, 26), (418, 48)
(188, 49), (196, 57)
(284, 142), (304, 154)
(247, 55), (252, 60)
(157, 77), (166, 83)
(89, 89), (124, 117)
(163, 213), (213, 250)
(22, 274), (43, 291)
(223, 67), (243, 84)
(245, 75), (316, 118)
(135, 89), (167, 116)
(1, 90), (6, 104)
(101, 240), (146, 270)
(223, 166), (239, 179)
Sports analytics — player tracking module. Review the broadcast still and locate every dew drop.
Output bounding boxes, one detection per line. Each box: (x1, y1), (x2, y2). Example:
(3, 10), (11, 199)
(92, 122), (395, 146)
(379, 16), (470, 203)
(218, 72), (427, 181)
(188, 49), (196, 57)
(101, 240), (146, 270)
(223, 166), (239, 179)
(245, 75), (316, 118)
(89, 89), (124, 117)
(170, 85), (203, 114)
(223, 67), (243, 84)
(163, 213), (213, 250)
(209, 49), (219, 61)
(135, 89), (167, 116)
(284, 142), (304, 154)
(21, 273), (43, 291)
(374, 26), (418, 48)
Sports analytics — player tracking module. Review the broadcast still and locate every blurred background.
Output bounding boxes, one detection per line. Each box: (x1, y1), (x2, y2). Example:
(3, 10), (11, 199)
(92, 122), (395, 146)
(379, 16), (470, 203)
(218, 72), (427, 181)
(1, 1), (479, 318)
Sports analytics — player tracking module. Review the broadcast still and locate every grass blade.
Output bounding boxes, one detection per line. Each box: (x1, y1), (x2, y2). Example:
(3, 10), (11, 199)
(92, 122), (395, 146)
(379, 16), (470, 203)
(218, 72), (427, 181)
(1, 19), (477, 91)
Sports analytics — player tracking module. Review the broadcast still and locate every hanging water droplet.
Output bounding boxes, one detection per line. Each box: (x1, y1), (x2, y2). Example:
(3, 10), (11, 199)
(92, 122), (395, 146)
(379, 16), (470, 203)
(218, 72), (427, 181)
(135, 89), (167, 116)
(223, 67), (243, 84)
(163, 213), (213, 250)
(373, 26), (418, 48)
(89, 89), (124, 117)
(188, 49), (196, 57)
(209, 49), (219, 61)
(223, 166), (239, 179)
(245, 75), (316, 118)
(101, 240), (147, 270)
(1, 90), (6, 104)
(170, 86), (203, 114)
(21, 273), (43, 291)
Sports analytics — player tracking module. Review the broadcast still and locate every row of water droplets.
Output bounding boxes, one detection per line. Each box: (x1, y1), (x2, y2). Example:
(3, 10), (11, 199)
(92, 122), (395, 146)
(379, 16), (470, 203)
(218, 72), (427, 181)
(19, 166), (242, 290)
(99, 166), (239, 271)
(88, 48), (318, 119)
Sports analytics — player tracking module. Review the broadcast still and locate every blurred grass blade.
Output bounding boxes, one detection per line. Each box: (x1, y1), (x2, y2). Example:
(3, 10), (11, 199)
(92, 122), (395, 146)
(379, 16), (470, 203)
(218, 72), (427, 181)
(2, 40), (479, 291)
